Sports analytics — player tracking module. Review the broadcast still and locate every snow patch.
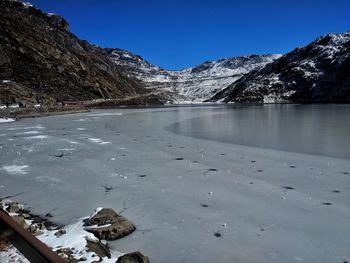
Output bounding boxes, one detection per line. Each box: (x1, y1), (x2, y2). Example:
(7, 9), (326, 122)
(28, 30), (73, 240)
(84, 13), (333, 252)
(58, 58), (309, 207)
(22, 1), (33, 8)
(87, 112), (123, 117)
(8, 104), (19, 109)
(2, 165), (29, 175)
(57, 148), (76, 151)
(20, 131), (42, 135)
(0, 202), (124, 262)
(24, 135), (48, 140)
(7, 125), (45, 131)
(89, 207), (104, 219)
(0, 118), (15, 123)
(38, 219), (123, 262)
(88, 138), (111, 145)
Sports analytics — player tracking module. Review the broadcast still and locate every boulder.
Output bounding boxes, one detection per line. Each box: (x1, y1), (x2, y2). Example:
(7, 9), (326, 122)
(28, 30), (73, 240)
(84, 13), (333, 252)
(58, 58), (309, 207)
(117, 251), (150, 263)
(86, 239), (111, 259)
(6, 202), (20, 213)
(12, 215), (28, 229)
(55, 248), (78, 263)
(85, 208), (135, 241)
(54, 229), (66, 237)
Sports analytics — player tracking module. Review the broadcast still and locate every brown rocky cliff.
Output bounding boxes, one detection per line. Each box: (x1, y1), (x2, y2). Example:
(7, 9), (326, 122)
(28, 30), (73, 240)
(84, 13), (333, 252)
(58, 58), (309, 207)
(0, 0), (146, 105)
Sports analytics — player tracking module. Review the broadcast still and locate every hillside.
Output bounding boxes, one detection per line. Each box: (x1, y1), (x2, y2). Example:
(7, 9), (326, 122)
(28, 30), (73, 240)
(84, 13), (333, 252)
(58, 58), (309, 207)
(209, 31), (350, 103)
(0, 0), (152, 107)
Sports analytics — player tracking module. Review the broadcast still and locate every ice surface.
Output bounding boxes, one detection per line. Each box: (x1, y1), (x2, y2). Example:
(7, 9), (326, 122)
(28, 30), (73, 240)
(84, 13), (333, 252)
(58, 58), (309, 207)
(20, 131), (42, 135)
(0, 106), (349, 263)
(24, 135), (48, 140)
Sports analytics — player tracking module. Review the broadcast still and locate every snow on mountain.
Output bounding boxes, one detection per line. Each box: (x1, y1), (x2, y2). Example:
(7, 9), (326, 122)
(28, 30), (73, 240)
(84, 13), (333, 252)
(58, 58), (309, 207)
(209, 31), (350, 103)
(107, 48), (281, 102)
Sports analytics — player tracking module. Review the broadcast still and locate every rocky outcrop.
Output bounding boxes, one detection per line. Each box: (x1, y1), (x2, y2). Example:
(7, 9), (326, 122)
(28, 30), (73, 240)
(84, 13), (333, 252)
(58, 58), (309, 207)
(0, 0), (146, 106)
(0, 80), (56, 107)
(85, 208), (136, 241)
(209, 31), (350, 103)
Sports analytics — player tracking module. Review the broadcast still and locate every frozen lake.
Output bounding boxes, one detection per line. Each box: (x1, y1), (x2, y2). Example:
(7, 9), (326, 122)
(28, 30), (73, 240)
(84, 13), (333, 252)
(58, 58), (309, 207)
(0, 104), (349, 263)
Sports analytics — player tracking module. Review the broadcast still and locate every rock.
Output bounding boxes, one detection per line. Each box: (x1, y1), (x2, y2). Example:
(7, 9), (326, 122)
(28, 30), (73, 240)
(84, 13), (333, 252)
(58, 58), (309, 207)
(0, 240), (10, 251)
(85, 208), (135, 241)
(37, 223), (46, 230)
(54, 229), (66, 237)
(117, 251), (150, 263)
(29, 224), (38, 234)
(6, 202), (20, 213)
(21, 213), (31, 219)
(86, 239), (111, 259)
(12, 215), (28, 229)
(55, 248), (78, 263)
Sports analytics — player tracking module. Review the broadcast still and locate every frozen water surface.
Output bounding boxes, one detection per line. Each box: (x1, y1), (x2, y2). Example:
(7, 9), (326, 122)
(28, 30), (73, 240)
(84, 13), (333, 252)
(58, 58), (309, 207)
(0, 104), (349, 263)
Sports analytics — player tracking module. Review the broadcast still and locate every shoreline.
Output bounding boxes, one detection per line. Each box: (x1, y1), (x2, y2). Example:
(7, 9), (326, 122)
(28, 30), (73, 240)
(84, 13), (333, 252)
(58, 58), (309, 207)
(0, 94), (165, 121)
(0, 107), (89, 121)
(0, 199), (149, 263)
(2, 101), (349, 122)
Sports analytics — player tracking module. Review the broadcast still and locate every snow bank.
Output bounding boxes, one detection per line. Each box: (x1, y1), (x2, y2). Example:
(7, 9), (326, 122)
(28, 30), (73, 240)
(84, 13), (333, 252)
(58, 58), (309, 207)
(0, 118), (15, 123)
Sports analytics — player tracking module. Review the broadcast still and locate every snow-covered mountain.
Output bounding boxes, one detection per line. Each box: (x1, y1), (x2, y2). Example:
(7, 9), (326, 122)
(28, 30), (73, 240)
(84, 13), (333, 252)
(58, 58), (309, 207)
(107, 48), (281, 102)
(209, 31), (350, 103)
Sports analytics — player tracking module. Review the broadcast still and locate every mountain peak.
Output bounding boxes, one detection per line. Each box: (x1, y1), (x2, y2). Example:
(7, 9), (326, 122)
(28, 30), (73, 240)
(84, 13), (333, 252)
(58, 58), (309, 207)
(1, 0), (69, 30)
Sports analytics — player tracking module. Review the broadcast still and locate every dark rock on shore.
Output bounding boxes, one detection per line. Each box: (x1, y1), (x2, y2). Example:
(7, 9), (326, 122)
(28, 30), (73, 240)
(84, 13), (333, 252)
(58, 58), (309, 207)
(86, 239), (111, 259)
(85, 208), (136, 241)
(5, 202), (20, 213)
(117, 251), (150, 263)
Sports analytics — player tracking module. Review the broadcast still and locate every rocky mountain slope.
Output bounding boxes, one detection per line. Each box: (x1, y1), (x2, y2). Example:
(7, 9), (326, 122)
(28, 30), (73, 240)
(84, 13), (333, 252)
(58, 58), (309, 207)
(0, 0), (151, 107)
(108, 48), (281, 102)
(209, 31), (350, 103)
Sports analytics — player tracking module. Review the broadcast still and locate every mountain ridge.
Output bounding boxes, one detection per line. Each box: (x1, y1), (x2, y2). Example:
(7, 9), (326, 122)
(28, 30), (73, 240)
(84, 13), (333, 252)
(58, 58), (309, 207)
(108, 48), (281, 102)
(209, 31), (350, 103)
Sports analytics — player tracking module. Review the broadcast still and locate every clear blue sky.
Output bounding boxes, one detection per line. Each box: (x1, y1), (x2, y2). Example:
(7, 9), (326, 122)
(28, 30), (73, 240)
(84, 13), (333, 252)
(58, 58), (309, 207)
(28, 0), (350, 70)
